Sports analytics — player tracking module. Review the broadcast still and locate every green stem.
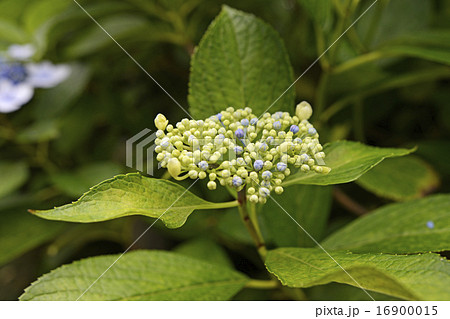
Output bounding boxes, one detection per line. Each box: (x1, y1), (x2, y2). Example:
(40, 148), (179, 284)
(237, 189), (267, 260)
(211, 200), (240, 209)
(245, 279), (279, 290)
(332, 50), (385, 74)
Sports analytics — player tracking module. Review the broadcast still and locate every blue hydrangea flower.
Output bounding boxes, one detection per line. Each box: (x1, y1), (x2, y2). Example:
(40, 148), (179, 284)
(0, 63), (28, 84)
(261, 171), (272, 180)
(290, 125), (299, 134)
(250, 118), (258, 125)
(216, 113), (222, 120)
(0, 80), (33, 113)
(241, 118), (249, 126)
(235, 128), (245, 139)
(308, 127), (317, 135)
(7, 44), (35, 61)
(232, 175), (243, 187)
(294, 138), (302, 144)
(273, 121), (282, 130)
(253, 160), (264, 171)
(198, 161), (209, 171)
(276, 162), (287, 171)
(26, 62), (70, 88)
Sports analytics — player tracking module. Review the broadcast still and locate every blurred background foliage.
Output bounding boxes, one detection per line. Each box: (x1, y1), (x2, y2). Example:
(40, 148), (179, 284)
(0, 0), (449, 300)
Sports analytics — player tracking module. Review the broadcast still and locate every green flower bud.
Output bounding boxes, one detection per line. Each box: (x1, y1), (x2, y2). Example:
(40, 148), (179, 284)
(296, 101), (313, 120)
(167, 158), (181, 178)
(154, 113), (169, 130)
(207, 181), (217, 190)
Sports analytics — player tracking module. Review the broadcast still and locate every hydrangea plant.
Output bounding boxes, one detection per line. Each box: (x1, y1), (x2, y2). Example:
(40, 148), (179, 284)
(19, 5), (450, 301)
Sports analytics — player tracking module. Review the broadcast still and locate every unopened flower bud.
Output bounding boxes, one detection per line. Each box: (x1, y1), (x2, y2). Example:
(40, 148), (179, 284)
(296, 101), (313, 120)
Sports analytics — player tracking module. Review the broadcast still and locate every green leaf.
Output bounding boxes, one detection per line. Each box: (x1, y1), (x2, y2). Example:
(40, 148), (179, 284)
(20, 250), (248, 300)
(23, 0), (71, 32)
(321, 194), (450, 254)
(0, 161), (29, 199)
(188, 5), (295, 119)
(296, 0), (331, 28)
(65, 14), (151, 58)
(0, 19), (28, 43)
(265, 248), (450, 300)
(356, 156), (440, 201)
(30, 173), (237, 228)
(261, 185), (332, 247)
(0, 210), (64, 266)
(173, 238), (233, 268)
(379, 45), (450, 66)
(283, 141), (413, 186)
(15, 120), (59, 143)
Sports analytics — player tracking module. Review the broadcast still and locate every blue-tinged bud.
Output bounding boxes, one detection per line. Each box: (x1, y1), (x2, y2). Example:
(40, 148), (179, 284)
(198, 161), (208, 171)
(235, 128), (245, 139)
(262, 171), (272, 180)
(216, 113), (222, 121)
(290, 125), (300, 134)
(234, 146), (244, 154)
(259, 187), (270, 197)
(241, 118), (249, 126)
(259, 143), (268, 152)
(232, 175), (243, 187)
(250, 118), (258, 125)
(273, 121), (282, 130)
(308, 127), (317, 135)
(253, 160), (264, 171)
(276, 162), (287, 172)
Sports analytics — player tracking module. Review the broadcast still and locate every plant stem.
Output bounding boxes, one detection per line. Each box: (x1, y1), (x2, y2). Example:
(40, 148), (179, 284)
(245, 279), (279, 290)
(237, 189), (267, 260)
(333, 187), (368, 216)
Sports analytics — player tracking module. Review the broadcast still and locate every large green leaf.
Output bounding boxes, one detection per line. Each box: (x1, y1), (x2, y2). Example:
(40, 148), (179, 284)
(261, 185), (332, 247)
(321, 194), (450, 254)
(31, 173), (237, 228)
(20, 250), (248, 300)
(0, 161), (29, 199)
(356, 156), (440, 201)
(265, 248), (450, 300)
(283, 141), (413, 186)
(188, 6), (295, 119)
(0, 210), (64, 266)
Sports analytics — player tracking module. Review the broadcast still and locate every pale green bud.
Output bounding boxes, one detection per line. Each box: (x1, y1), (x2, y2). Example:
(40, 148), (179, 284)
(167, 158), (181, 178)
(274, 186), (284, 194)
(154, 113), (169, 130)
(296, 101), (313, 120)
(249, 195), (259, 203)
(207, 181), (217, 190)
(189, 170), (198, 179)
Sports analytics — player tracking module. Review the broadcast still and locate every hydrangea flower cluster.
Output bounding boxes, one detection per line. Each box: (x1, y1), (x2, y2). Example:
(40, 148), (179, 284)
(0, 44), (71, 113)
(154, 102), (330, 203)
